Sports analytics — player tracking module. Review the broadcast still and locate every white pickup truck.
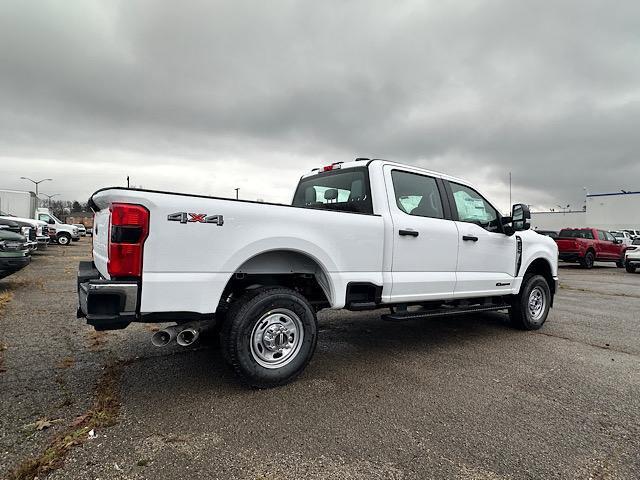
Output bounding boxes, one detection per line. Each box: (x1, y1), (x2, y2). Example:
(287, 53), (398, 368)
(77, 159), (559, 387)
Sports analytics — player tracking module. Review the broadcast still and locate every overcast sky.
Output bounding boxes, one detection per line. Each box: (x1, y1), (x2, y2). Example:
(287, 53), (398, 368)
(1, 0), (639, 212)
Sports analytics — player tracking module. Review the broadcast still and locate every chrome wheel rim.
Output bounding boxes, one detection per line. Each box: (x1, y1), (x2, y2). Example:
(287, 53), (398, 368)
(59, 236), (69, 245)
(250, 308), (304, 369)
(528, 286), (546, 321)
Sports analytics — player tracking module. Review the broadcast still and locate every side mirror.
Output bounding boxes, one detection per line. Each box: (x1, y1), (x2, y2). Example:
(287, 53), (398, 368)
(48, 219), (55, 225)
(511, 204), (531, 232)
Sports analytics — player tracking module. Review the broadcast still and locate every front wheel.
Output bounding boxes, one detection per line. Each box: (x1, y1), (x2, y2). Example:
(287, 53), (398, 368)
(57, 233), (71, 246)
(626, 261), (637, 273)
(510, 274), (551, 330)
(221, 287), (318, 388)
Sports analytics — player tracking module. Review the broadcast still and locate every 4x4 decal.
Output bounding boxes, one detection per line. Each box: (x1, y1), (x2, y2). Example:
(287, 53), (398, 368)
(167, 212), (224, 226)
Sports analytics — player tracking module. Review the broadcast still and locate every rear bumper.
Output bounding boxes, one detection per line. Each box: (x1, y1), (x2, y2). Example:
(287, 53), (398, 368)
(559, 252), (581, 262)
(77, 261), (138, 331)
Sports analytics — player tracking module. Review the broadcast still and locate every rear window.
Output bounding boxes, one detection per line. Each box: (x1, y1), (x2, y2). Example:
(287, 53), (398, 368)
(559, 229), (594, 239)
(292, 167), (373, 214)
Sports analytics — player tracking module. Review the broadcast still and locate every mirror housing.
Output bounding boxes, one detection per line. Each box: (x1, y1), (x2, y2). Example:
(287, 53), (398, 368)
(503, 224), (515, 236)
(511, 204), (531, 232)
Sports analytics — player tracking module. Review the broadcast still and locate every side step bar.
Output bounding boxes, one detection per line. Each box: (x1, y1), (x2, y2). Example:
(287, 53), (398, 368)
(382, 304), (511, 322)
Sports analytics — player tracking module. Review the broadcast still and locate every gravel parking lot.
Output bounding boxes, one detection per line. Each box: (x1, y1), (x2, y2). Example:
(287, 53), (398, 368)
(1, 239), (639, 479)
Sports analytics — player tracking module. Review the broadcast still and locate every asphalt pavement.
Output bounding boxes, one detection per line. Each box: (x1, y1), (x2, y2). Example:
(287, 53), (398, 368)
(1, 240), (639, 479)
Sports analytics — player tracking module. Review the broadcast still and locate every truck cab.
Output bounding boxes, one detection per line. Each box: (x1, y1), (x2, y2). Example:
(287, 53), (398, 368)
(35, 208), (80, 245)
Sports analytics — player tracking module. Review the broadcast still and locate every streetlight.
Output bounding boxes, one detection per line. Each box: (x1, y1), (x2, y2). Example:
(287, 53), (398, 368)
(20, 177), (52, 196)
(41, 193), (60, 207)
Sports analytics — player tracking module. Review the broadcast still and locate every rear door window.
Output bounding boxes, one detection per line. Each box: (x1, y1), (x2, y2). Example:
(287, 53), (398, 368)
(292, 167), (373, 214)
(391, 171), (444, 219)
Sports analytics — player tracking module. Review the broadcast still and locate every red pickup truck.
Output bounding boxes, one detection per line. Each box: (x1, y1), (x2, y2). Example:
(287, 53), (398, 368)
(556, 228), (626, 269)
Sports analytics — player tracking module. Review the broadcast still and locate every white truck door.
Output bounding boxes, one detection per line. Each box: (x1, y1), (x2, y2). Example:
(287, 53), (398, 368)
(383, 166), (459, 302)
(445, 180), (517, 297)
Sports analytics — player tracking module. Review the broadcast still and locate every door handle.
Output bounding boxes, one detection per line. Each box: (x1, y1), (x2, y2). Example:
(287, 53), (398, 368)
(462, 235), (479, 242)
(399, 229), (419, 237)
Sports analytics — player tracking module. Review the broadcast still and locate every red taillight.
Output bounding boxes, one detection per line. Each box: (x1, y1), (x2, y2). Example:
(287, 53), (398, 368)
(108, 203), (149, 278)
(322, 162), (343, 172)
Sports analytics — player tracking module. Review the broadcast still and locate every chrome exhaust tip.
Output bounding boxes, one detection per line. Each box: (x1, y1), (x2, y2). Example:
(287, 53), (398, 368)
(176, 328), (200, 347)
(151, 326), (179, 347)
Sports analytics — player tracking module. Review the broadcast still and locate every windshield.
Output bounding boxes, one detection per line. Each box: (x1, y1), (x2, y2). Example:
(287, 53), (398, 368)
(292, 167), (373, 214)
(559, 229), (594, 239)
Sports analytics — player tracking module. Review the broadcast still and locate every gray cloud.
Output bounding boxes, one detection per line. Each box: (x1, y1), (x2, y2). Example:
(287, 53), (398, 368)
(1, 0), (639, 210)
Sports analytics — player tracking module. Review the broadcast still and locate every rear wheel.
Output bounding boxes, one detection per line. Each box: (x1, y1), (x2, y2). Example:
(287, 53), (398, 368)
(221, 287), (318, 388)
(510, 274), (551, 330)
(57, 233), (71, 246)
(616, 255), (625, 268)
(580, 251), (595, 269)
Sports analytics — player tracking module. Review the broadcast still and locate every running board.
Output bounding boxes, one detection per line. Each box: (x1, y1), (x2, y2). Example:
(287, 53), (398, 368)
(381, 304), (511, 322)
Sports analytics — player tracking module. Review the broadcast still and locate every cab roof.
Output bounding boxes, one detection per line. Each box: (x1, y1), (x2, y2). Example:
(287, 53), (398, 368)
(303, 158), (467, 185)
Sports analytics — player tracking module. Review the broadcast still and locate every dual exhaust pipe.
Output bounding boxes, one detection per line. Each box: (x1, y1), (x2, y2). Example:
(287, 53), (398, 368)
(151, 322), (206, 348)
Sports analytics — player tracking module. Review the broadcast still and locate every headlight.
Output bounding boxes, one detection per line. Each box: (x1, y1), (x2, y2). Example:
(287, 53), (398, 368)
(37, 225), (43, 236)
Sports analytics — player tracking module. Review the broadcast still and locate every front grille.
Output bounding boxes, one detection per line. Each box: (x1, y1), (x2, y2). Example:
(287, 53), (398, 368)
(42, 226), (49, 236)
(4, 242), (25, 251)
(29, 228), (36, 241)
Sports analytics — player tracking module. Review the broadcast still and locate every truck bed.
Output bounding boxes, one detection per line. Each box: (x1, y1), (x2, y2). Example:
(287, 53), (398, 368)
(91, 187), (385, 314)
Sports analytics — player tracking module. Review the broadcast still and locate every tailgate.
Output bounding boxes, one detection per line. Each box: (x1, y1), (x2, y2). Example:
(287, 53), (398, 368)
(93, 208), (110, 278)
(555, 238), (579, 251)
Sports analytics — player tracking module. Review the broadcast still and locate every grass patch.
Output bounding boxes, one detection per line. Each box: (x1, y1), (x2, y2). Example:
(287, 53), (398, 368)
(7, 360), (124, 480)
(88, 330), (108, 351)
(0, 290), (14, 312)
(58, 357), (75, 369)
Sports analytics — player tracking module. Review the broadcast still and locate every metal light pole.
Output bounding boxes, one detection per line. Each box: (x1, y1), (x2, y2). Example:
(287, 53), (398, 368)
(235, 188), (240, 200)
(41, 193), (60, 207)
(20, 177), (52, 196)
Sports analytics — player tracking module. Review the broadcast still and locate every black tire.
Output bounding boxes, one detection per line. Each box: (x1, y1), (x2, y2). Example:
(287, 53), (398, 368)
(580, 251), (595, 269)
(510, 274), (551, 330)
(221, 287), (318, 388)
(626, 261), (637, 274)
(57, 233), (71, 246)
(616, 256), (625, 268)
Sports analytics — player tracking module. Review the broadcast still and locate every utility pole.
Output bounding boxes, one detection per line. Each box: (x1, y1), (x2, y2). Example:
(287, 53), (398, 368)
(20, 177), (52, 196)
(235, 188), (240, 200)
